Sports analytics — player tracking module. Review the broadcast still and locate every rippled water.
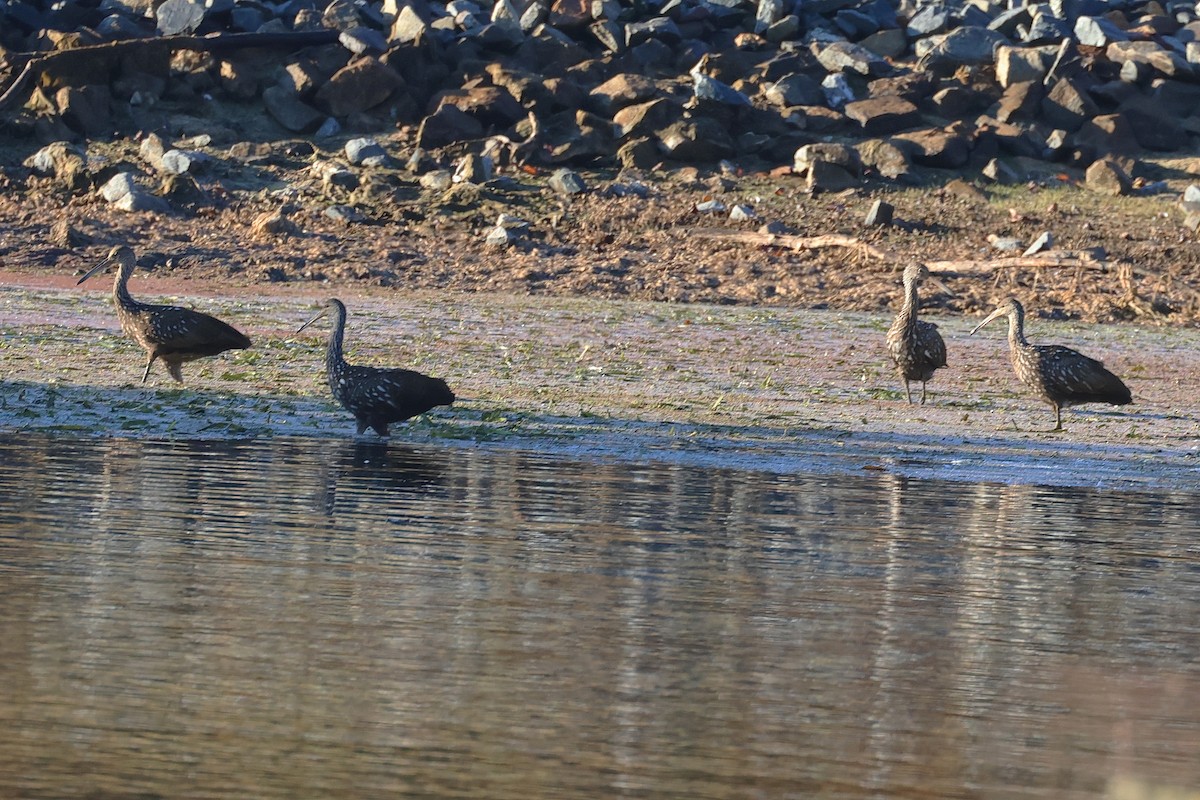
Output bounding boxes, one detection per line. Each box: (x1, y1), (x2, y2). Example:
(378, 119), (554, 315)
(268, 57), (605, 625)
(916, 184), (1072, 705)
(1, 432), (1198, 799)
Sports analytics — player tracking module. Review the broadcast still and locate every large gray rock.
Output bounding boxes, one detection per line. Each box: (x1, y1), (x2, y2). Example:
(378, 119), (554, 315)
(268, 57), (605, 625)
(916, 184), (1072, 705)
(995, 45), (1053, 87)
(156, 0), (204, 35)
(590, 74), (658, 115)
(764, 73), (824, 107)
(263, 85), (324, 132)
(656, 118), (735, 161)
(892, 128), (971, 168)
(1107, 41), (1193, 80)
(1074, 15), (1128, 47)
(390, 5), (429, 43)
(843, 96), (920, 134)
(917, 26), (1007, 70)
(1040, 77), (1098, 132)
(815, 41), (889, 76)
(692, 73), (750, 107)
(794, 142), (860, 174)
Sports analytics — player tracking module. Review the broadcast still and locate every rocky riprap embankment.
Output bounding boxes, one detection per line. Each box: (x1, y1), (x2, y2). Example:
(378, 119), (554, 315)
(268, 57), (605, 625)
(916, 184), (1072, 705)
(3, 0), (1200, 218)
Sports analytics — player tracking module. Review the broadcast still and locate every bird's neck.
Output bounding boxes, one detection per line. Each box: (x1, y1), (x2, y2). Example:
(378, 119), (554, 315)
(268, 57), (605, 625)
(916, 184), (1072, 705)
(325, 311), (348, 377)
(900, 280), (919, 327)
(1007, 314), (1028, 348)
(112, 266), (140, 311)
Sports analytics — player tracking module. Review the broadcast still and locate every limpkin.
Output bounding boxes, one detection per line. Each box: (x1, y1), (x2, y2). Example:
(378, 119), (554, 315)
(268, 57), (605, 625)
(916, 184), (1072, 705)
(886, 262), (947, 404)
(297, 298), (455, 436)
(77, 246), (251, 384)
(971, 298), (1132, 431)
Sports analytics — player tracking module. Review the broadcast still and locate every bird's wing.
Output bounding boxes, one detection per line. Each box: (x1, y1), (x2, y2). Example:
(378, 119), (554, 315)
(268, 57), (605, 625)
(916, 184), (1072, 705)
(1036, 345), (1123, 394)
(916, 321), (948, 367)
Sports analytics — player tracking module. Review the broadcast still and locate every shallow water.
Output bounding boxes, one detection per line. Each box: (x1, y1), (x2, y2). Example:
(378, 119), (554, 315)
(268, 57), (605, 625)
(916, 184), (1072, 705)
(1, 432), (1198, 799)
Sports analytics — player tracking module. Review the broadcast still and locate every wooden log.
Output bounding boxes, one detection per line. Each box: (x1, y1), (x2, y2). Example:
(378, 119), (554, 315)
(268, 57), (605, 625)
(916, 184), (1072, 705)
(691, 229), (892, 261)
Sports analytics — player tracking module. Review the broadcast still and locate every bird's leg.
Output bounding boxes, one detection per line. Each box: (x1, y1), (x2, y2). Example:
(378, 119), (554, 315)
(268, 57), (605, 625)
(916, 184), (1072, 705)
(920, 381), (928, 405)
(904, 379), (913, 404)
(1053, 404), (1063, 432)
(141, 354), (157, 384)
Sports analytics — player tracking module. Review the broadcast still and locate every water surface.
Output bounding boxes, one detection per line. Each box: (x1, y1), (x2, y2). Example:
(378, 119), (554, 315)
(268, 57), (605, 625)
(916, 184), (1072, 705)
(1, 433), (1198, 799)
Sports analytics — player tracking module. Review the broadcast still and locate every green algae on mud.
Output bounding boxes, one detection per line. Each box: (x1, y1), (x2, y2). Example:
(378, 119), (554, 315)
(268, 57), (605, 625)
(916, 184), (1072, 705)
(1, 280), (1198, 489)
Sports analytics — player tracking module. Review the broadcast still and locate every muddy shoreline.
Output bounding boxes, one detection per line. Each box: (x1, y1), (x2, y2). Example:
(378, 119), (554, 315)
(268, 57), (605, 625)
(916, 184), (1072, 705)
(1, 273), (1197, 490)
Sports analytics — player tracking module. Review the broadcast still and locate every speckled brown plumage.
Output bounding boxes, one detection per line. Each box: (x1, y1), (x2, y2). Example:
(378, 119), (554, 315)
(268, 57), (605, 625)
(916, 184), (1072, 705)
(77, 246), (251, 384)
(971, 298), (1132, 431)
(886, 263), (947, 404)
(298, 298), (455, 436)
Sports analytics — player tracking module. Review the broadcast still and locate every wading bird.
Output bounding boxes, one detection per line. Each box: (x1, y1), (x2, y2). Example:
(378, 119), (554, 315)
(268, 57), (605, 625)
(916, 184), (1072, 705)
(971, 298), (1132, 431)
(886, 262), (947, 404)
(77, 246), (251, 384)
(297, 298), (455, 436)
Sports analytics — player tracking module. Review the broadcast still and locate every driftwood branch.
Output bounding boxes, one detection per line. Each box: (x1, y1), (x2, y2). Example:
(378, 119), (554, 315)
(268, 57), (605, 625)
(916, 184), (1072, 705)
(926, 250), (1109, 274)
(692, 229), (891, 261)
(0, 29), (340, 112)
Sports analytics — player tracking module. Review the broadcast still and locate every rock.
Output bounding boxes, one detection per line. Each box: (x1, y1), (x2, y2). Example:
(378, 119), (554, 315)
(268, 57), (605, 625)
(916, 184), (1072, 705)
(892, 128), (971, 168)
(250, 210), (298, 240)
(821, 73), (855, 108)
(156, 0), (204, 35)
(160, 149), (198, 175)
(1024, 11), (1072, 45)
(626, 17), (681, 47)
(807, 159), (859, 192)
(1074, 15), (1128, 47)
(729, 204), (755, 221)
(764, 73), (825, 107)
(590, 74), (658, 114)
(55, 85), (111, 135)
(454, 153), (492, 184)
(656, 118), (735, 161)
(434, 86), (526, 127)
(1040, 77), (1098, 132)
(692, 73), (751, 107)
(995, 80), (1044, 123)
(315, 56), (403, 117)
(418, 104), (485, 148)
(613, 98), (678, 138)
(345, 137), (388, 166)
(988, 234), (1024, 251)
(340, 26), (390, 55)
(100, 173), (169, 213)
(23, 142), (88, 191)
(794, 143), (860, 175)
(695, 199), (727, 213)
(763, 15), (800, 43)
(1073, 114), (1139, 156)
(325, 205), (366, 224)
(263, 85), (324, 132)
(856, 139), (910, 179)
(419, 170), (453, 190)
(1085, 158), (1131, 195)
(1022, 231), (1053, 255)
(1107, 40), (1193, 80)
(1185, 184), (1200, 205)
(944, 177), (988, 202)
(864, 198), (893, 226)
(815, 40), (889, 76)
(1122, 98), (1188, 151)
(917, 26), (1007, 72)
(907, 4), (950, 37)
(49, 219), (90, 248)
(995, 45), (1053, 87)
(140, 134), (166, 170)
(549, 167), (587, 194)
(616, 137), (659, 169)
(843, 96), (920, 135)
(982, 157), (1022, 183)
(860, 28), (907, 58)
(485, 225), (514, 248)
(390, 5), (429, 43)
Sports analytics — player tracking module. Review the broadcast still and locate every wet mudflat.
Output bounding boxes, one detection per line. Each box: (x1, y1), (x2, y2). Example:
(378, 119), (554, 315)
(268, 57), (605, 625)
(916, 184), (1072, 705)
(0, 433), (1198, 799)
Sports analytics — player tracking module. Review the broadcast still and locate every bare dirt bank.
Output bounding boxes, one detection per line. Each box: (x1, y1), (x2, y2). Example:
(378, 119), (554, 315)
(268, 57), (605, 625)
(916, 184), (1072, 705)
(1, 273), (1197, 489)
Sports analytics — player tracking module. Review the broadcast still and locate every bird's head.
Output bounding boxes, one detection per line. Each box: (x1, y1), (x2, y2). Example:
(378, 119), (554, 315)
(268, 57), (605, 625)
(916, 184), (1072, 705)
(298, 298), (346, 333)
(971, 298), (1024, 335)
(902, 263), (929, 286)
(77, 245), (137, 286)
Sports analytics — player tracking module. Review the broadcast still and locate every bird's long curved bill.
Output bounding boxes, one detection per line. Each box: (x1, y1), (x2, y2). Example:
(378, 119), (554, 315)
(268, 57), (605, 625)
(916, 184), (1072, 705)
(297, 308), (328, 333)
(970, 309), (1004, 335)
(76, 258), (111, 286)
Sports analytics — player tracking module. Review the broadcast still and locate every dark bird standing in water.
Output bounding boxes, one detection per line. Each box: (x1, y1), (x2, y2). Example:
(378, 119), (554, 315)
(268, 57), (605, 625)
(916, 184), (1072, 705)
(77, 246), (251, 384)
(971, 298), (1132, 431)
(886, 262), (947, 404)
(298, 298), (455, 436)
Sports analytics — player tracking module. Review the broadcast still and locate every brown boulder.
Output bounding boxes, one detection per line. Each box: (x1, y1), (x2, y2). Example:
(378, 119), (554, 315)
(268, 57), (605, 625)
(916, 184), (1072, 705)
(433, 86), (526, 128)
(843, 96), (921, 135)
(315, 56), (402, 117)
